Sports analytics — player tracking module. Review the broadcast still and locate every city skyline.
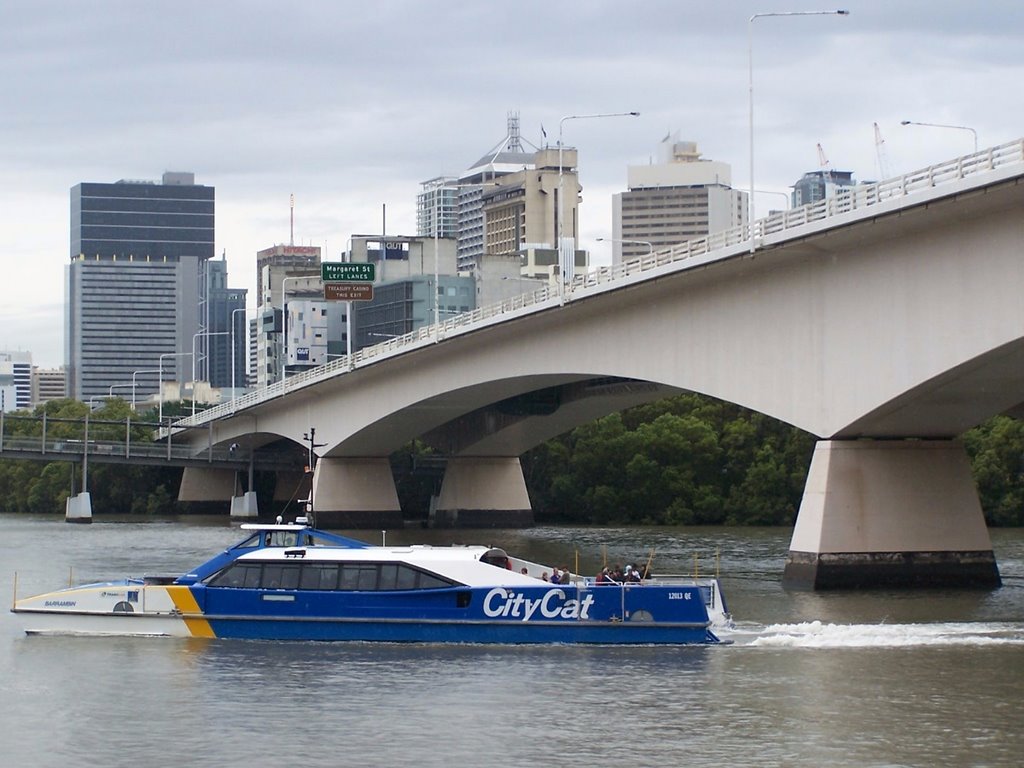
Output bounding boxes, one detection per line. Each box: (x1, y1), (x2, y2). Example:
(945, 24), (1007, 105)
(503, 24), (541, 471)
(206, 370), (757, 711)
(2, 0), (1022, 367)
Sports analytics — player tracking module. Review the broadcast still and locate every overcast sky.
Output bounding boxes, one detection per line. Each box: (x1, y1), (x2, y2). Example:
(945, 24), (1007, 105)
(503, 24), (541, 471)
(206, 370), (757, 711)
(2, 0), (1021, 367)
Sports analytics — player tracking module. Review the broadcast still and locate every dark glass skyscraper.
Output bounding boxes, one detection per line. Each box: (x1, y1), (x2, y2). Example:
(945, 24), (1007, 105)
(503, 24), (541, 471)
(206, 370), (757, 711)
(66, 172), (215, 402)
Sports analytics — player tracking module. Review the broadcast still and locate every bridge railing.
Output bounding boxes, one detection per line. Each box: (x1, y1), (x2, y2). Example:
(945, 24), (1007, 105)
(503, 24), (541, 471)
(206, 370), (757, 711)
(173, 138), (1024, 430)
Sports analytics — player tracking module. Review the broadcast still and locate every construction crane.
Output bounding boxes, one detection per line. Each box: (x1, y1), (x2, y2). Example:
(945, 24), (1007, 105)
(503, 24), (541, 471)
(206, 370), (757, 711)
(874, 122), (893, 179)
(817, 143), (833, 186)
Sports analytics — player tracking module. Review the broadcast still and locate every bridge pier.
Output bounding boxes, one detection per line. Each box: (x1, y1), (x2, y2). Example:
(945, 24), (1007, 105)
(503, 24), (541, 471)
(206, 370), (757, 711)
(432, 457), (533, 528)
(311, 458), (403, 529)
(783, 440), (1000, 590)
(179, 466), (237, 501)
(230, 491), (259, 519)
(65, 492), (92, 523)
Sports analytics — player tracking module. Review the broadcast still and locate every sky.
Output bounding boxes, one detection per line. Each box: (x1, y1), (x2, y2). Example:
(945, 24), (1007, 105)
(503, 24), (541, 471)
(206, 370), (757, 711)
(2, 0), (1022, 368)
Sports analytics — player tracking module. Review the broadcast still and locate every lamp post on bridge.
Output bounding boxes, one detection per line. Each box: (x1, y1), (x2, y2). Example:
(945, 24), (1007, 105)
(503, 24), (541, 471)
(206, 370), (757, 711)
(900, 120), (978, 154)
(130, 369), (160, 410)
(557, 111), (639, 290)
(191, 331), (230, 417)
(158, 351), (193, 422)
(748, 9), (850, 253)
(596, 236), (654, 262)
(231, 306), (255, 408)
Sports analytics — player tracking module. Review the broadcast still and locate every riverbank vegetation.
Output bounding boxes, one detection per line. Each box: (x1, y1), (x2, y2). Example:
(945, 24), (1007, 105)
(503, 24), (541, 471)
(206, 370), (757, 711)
(0, 395), (1021, 526)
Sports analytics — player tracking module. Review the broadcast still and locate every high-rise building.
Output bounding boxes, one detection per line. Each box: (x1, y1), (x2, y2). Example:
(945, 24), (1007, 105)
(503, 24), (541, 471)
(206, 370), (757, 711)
(611, 136), (748, 265)
(204, 258), (247, 390)
(345, 234), (471, 350)
(791, 169), (857, 207)
(0, 351), (32, 412)
(66, 172), (214, 401)
(254, 245), (323, 386)
(31, 366), (67, 408)
(417, 177), (459, 239)
(479, 147), (581, 281)
(455, 112), (538, 272)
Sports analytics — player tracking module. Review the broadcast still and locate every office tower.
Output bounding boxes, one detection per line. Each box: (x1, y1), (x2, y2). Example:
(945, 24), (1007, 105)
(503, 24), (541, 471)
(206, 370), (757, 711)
(31, 366), (67, 408)
(254, 245), (322, 387)
(455, 112), (537, 272)
(611, 136), (748, 265)
(417, 177), (459, 238)
(480, 147), (580, 281)
(344, 234), (467, 349)
(66, 172), (214, 401)
(0, 351), (32, 411)
(791, 169), (857, 207)
(204, 257), (247, 390)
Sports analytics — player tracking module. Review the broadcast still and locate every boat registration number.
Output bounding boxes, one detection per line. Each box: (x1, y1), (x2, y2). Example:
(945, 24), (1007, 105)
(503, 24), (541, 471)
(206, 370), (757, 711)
(667, 592), (692, 600)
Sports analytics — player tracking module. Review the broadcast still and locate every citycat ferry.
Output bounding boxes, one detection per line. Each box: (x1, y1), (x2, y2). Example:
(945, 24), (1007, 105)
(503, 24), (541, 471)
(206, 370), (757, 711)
(11, 518), (730, 645)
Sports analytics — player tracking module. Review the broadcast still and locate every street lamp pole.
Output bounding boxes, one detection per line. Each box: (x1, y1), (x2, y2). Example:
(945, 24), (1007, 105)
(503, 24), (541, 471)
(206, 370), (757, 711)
(279, 275), (307, 382)
(130, 369), (160, 410)
(191, 330), (230, 417)
(900, 120), (978, 153)
(230, 306), (253, 407)
(158, 351), (193, 422)
(749, 9), (849, 253)
(596, 236), (654, 259)
(557, 111), (639, 289)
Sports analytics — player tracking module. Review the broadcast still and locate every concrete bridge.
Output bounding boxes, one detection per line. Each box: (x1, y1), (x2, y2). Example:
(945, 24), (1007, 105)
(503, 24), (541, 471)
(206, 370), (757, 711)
(172, 139), (1024, 588)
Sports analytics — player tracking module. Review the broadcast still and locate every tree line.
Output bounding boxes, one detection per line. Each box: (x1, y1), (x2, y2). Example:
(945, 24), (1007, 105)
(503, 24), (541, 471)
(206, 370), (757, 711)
(0, 394), (1022, 526)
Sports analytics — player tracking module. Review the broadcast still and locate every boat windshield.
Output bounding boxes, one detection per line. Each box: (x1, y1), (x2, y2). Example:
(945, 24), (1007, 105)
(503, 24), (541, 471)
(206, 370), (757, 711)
(263, 531), (299, 547)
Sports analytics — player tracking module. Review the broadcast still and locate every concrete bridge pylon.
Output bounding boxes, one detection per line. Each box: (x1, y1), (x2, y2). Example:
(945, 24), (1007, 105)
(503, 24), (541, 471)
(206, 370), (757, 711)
(784, 440), (1000, 589)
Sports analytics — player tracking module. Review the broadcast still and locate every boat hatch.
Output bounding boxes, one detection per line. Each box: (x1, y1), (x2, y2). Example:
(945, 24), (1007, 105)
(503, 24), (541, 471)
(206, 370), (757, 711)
(480, 548), (512, 570)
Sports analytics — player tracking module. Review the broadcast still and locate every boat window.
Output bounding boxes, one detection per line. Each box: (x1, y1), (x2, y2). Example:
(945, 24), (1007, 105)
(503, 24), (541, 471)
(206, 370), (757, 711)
(418, 572), (452, 590)
(378, 564), (399, 590)
(205, 561), (458, 591)
(395, 565), (417, 591)
(265, 531), (299, 548)
(233, 534), (262, 550)
(299, 563), (340, 590)
(263, 563), (301, 590)
(207, 562), (262, 588)
(339, 564), (378, 591)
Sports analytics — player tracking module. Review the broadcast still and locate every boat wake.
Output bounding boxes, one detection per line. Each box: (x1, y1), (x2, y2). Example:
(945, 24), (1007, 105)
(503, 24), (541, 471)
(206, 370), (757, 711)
(724, 620), (1024, 648)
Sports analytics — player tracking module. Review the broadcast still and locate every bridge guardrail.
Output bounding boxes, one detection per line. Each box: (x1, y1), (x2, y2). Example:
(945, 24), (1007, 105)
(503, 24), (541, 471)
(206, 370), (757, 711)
(173, 138), (1024, 431)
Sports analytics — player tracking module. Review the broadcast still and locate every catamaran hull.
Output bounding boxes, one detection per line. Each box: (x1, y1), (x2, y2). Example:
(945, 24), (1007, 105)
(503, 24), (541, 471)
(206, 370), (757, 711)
(15, 610), (719, 644)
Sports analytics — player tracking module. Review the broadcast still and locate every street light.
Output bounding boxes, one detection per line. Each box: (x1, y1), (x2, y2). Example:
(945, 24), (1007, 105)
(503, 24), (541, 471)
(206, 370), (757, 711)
(900, 120), (978, 153)
(130, 369), (160, 410)
(558, 111), (640, 288)
(596, 237), (654, 259)
(230, 306), (254, 407)
(158, 351), (193, 421)
(280, 275), (312, 381)
(191, 331), (230, 416)
(749, 9), (849, 252)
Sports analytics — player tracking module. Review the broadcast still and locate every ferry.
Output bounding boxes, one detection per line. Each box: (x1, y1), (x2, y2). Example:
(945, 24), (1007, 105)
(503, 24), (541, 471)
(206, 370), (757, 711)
(11, 517), (730, 645)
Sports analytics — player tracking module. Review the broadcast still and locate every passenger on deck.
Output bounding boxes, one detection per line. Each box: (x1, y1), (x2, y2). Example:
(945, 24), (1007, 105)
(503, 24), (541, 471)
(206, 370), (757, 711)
(595, 567), (610, 584)
(520, 567), (529, 575)
(550, 568), (561, 584)
(541, 572), (549, 582)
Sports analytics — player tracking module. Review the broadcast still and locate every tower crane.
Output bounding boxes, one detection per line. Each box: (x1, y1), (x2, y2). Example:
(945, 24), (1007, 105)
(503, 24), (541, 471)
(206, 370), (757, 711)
(817, 143), (833, 186)
(874, 122), (893, 179)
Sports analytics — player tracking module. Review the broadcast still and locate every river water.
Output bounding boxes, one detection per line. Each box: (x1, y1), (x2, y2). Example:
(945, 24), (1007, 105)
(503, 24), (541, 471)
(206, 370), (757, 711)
(1, 515), (1022, 767)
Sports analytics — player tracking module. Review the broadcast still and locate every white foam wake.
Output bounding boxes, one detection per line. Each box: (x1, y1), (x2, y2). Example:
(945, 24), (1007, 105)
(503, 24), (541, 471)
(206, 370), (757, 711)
(730, 620), (1024, 648)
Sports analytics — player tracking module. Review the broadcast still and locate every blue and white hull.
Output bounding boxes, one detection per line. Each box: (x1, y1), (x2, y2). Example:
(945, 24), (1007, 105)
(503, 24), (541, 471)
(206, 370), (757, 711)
(13, 521), (729, 645)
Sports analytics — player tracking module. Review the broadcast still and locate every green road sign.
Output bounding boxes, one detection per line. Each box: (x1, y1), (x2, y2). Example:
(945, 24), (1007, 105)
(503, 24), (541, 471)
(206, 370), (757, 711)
(322, 262), (375, 282)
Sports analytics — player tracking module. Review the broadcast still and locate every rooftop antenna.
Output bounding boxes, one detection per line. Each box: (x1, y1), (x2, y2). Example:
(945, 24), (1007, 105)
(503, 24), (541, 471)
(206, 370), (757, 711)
(507, 111), (522, 152)
(289, 194), (295, 246)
